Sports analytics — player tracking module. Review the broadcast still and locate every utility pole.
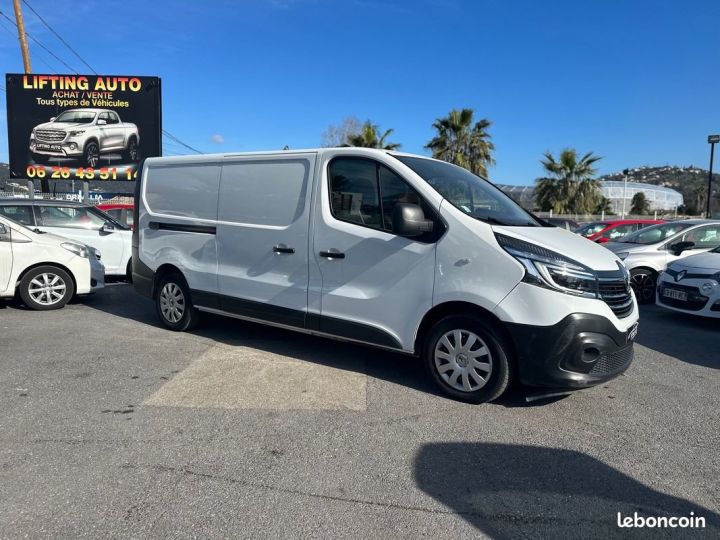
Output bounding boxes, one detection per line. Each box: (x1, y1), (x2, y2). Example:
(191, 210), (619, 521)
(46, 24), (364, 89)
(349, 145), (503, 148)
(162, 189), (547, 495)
(622, 169), (629, 219)
(707, 135), (719, 218)
(12, 0), (32, 73)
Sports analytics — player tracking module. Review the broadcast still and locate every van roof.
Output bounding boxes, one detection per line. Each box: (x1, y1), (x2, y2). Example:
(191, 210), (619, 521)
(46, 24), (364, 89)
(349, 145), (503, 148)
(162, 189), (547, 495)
(142, 147), (434, 165)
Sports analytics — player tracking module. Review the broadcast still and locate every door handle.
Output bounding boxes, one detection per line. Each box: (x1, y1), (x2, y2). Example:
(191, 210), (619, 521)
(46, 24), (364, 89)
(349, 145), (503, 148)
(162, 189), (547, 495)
(273, 244), (295, 254)
(319, 250), (345, 259)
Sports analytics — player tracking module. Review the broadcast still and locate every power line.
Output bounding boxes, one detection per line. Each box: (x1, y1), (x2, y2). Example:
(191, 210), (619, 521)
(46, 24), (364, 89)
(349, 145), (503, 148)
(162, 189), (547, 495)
(21, 0), (97, 74)
(0, 16), (58, 73)
(0, 9), (78, 73)
(163, 129), (202, 154)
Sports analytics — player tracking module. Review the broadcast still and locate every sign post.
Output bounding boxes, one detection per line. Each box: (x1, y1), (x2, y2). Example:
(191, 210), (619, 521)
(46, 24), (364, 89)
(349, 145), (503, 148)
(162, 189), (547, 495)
(707, 135), (719, 218)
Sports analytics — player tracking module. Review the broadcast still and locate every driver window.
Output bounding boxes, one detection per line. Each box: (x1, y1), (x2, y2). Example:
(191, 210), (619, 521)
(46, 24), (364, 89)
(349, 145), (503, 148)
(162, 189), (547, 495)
(40, 206), (105, 229)
(683, 226), (720, 249)
(329, 159), (382, 229)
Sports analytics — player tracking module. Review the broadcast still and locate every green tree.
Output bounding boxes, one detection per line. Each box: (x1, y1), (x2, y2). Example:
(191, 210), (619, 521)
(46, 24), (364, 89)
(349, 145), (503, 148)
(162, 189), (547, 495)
(630, 192), (651, 215)
(594, 196), (613, 214)
(534, 149), (602, 214)
(425, 108), (495, 177)
(346, 121), (401, 150)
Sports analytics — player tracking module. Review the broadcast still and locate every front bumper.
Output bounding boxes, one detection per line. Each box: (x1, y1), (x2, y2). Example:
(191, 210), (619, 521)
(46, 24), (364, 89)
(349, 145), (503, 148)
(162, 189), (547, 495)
(506, 313), (636, 388)
(656, 276), (720, 318)
(89, 256), (105, 293)
(30, 138), (83, 157)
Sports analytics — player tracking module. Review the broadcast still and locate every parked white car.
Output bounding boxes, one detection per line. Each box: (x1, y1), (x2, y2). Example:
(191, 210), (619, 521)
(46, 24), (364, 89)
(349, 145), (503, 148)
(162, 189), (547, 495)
(656, 247), (720, 318)
(0, 199), (132, 277)
(0, 214), (104, 310)
(132, 148), (639, 403)
(30, 108), (139, 168)
(604, 220), (720, 304)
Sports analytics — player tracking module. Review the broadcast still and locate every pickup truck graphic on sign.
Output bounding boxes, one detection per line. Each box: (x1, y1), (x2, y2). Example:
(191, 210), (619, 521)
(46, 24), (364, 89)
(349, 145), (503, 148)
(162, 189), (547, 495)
(29, 108), (140, 168)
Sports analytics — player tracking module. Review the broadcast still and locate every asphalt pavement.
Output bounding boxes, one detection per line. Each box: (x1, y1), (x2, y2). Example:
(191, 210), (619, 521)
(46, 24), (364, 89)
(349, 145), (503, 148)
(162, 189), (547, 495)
(0, 283), (718, 538)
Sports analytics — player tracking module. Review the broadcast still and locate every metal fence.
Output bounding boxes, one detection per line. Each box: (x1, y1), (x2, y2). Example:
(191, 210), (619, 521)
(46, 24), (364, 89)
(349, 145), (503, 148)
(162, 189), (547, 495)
(0, 191), (135, 206)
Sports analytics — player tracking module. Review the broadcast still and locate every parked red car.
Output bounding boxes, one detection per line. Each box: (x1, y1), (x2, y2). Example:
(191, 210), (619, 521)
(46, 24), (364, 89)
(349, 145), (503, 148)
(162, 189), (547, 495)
(96, 203), (134, 230)
(574, 219), (665, 243)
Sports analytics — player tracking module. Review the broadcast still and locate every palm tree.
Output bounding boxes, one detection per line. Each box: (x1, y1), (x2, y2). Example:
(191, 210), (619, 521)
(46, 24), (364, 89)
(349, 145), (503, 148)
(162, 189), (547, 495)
(630, 192), (651, 215)
(534, 149), (602, 214)
(425, 108), (495, 177)
(346, 121), (401, 150)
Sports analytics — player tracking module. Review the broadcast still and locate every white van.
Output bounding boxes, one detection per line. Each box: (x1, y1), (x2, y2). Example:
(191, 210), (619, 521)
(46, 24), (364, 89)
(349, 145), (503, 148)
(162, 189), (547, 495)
(133, 148), (639, 403)
(0, 214), (105, 310)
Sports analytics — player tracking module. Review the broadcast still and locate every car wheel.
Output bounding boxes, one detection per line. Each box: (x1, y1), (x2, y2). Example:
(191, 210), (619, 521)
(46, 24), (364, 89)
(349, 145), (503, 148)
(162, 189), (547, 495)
(424, 315), (511, 403)
(83, 141), (100, 168)
(19, 266), (75, 311)
(155, 273), (200, 331)
(124, 138), (139, 162)
(630, 268), (657, 304)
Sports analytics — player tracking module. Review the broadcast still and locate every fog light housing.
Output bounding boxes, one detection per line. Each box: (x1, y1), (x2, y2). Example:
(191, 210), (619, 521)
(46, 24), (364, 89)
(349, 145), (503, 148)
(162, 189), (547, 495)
(701, 282), (713, 294)
(69, 143), (78, 150)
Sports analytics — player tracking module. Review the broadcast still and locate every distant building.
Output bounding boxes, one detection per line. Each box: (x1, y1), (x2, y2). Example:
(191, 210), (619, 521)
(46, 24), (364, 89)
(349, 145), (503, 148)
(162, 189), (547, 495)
(496, 181), (683, 213)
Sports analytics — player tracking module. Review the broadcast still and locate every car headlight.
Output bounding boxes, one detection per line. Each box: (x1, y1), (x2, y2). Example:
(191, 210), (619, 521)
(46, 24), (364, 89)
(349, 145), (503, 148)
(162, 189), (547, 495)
(61, 242), (90, 258)
(616, 251), (629, 260)
(495, 234), (599, 298)
(69, 130), (85, 137)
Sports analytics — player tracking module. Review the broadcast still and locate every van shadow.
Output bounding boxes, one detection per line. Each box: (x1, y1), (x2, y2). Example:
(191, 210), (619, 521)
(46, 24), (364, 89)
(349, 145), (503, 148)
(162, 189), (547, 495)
(83, 283), (448, 400)
(635, 305), (719, 370)
(414, 442), (720, 539)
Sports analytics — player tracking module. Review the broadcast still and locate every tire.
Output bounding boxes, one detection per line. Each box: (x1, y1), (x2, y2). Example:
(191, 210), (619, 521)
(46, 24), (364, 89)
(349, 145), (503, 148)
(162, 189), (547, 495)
(83, 141), (100, 168)
(124, 137), (139, 162)
(630, 268), (657, 304)
(19, 266), (75, 311)
(155, 272), (201, 331)
(423, 315), (511, 404)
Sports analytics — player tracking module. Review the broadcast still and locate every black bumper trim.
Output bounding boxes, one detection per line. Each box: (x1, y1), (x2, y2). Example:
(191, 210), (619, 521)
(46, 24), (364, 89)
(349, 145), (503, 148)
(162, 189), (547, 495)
(506, 313), (635, 388)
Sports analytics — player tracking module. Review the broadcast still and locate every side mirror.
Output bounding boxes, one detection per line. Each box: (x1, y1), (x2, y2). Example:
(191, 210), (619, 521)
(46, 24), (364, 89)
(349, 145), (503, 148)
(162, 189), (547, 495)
(0, 224), (7, 235)
(392, 203), (434, 237)
(97, 119), (107, 125)
(101, 222), (115, 234)
(670, 241), (694, 256)
(0, 223), (8, 241)
(49, 117), (56, 122)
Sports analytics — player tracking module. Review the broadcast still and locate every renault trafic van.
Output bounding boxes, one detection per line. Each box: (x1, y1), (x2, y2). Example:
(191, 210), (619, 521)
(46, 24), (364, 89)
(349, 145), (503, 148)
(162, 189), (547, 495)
(133, 148), (639, 403)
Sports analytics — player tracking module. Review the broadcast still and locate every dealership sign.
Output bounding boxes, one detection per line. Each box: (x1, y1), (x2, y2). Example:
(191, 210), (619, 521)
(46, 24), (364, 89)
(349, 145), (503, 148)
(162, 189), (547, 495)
(5, 74), (161, 180)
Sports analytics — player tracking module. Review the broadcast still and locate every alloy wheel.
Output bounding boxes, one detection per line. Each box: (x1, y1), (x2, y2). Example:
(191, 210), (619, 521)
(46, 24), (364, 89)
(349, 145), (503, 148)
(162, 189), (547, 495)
(631, 272), (655, 302)
(28, 273), (67, 306)
(159, 282), (186, 323)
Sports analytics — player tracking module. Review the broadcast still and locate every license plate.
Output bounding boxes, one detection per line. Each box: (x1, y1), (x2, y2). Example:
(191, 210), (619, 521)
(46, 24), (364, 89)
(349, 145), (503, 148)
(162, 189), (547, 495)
(663, 288), (687, 301)
(627, 322), (639, 343)
(36, 143), (61, 151)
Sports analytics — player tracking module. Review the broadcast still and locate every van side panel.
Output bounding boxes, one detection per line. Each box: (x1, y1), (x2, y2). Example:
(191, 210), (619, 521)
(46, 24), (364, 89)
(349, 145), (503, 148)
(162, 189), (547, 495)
(139, 161), (222, 296)
(215, 155), (316, 325)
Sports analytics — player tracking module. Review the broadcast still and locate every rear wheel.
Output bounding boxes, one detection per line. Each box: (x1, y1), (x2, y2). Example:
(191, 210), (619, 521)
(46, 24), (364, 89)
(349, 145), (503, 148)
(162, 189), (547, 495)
(19, 266), (74, 310)
(124, 137), (139, 162)
(155, 273), (200, 331)
(630, 268), (657, 304)
(423, 315), (511, 403)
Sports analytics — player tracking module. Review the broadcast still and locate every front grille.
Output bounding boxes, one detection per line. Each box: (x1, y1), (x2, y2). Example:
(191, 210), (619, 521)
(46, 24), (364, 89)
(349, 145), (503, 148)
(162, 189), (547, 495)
(589, 345), (634, 375)
(35, 129), (66, 142)
(658, 284), (708, 311)
(598, 279), (634, 318)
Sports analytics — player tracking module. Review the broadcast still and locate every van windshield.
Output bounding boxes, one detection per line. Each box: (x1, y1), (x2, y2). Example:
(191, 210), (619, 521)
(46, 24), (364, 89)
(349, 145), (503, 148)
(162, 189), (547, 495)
(393, 156), (540, 227)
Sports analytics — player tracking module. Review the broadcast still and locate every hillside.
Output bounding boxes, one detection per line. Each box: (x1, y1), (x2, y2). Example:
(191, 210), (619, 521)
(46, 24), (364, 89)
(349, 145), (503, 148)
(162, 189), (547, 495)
(599, 165), (719, 214)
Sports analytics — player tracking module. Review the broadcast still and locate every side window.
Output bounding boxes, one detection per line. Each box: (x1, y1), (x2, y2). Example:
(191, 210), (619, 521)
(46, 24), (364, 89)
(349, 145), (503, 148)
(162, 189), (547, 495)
(683, 226), (720, 249)
(146, 164), (222, 220)
(107, 112), (119, 124)
(38, 206), (105, 229)
(0, 206), (34, 226)
(329, 159), (382, 228)
(602, 224), (635, 240)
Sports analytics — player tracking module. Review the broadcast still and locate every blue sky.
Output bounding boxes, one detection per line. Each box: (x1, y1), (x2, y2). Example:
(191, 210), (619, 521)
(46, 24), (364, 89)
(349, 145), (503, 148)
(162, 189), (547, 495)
(1, 0), (718, 184)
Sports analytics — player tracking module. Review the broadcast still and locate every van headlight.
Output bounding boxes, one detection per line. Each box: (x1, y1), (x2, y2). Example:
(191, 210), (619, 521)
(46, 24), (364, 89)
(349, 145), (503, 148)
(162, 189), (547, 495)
(495, 233), (599, 298)
(68, 130), (85, 137)
(61, 242), (90, 258)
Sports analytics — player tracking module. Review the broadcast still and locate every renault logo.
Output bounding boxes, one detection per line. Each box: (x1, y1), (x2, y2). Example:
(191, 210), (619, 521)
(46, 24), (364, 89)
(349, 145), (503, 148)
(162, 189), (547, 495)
(675, 270), (686, 282)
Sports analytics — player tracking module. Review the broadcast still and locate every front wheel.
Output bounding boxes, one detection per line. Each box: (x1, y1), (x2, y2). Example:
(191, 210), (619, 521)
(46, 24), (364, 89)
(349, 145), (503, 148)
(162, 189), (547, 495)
(19, 266), (75, 310)
(424, 315), (511, 403)
(155, 273), (201, 331)
(83, 141), (100, 168)
(630, 268), (657, 304)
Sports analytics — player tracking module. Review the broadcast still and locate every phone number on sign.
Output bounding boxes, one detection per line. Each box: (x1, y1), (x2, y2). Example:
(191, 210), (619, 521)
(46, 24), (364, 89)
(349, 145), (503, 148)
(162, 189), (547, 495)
(25, 165), (138, 180)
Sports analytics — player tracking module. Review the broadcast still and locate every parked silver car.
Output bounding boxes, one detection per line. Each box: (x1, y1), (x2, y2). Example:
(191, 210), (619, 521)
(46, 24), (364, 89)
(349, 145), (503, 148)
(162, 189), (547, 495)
(604, 220), (720, 303)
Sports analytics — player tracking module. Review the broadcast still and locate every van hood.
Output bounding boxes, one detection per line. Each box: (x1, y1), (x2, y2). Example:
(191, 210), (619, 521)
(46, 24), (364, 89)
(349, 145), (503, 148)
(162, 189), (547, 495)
(493, 226), (622, 271)
(669, 251), (720, 271)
